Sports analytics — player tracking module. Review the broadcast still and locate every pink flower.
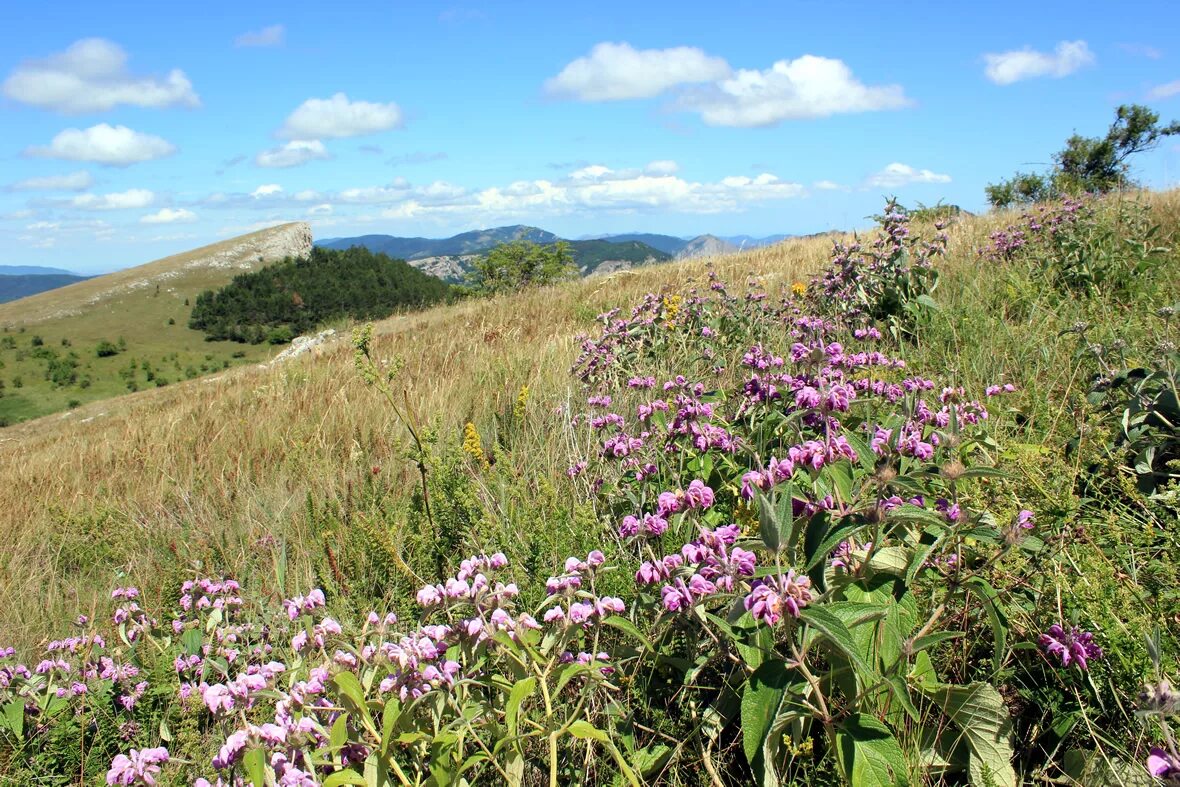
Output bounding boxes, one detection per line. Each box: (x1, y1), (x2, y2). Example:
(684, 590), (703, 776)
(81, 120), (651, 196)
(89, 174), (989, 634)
(684, 480), (715, 510)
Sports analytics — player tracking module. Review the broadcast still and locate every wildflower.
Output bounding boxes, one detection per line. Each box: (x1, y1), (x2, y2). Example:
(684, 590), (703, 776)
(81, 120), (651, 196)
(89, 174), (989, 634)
(106, 747), (168, 786)
(745, 571), (812, 626)
(462, 422), (487, 466)
(1139, 680), (1180, 715)
(685, 480), (715, 510)
(791, 281), (807, 297)
(1039, 624), (1103, 670)
(1148, 748), (1180, 783)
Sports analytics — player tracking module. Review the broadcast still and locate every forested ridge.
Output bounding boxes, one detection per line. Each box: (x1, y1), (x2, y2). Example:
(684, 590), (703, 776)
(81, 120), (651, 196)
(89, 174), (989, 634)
(189, 246), (452, 343)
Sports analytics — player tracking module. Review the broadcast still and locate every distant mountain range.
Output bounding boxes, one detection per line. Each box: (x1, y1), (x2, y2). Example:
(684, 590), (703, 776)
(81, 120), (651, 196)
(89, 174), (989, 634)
(0, 267), (90, 304)
(0, 265), (81, 276)
(318, 225), (792, 282)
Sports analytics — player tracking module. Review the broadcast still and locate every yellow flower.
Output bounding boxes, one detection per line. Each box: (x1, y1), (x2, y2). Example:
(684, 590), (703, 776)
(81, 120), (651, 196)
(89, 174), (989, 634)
(791, 281), (807, 297)
(514, 384), (529, 420)
(662, 294), (682, 328)
(462, 421), (487, 467)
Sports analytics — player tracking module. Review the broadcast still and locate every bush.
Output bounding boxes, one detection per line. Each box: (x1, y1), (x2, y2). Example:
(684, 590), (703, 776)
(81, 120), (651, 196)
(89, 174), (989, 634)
(95, 340), (120, 358)
(464, 240), (578, 296)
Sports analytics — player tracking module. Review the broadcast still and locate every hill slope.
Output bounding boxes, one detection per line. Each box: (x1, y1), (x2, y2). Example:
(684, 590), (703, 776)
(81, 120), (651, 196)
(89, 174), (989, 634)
(0, 222), (312, 424)
(0, 265), (79, 276)
(0, 273), (91, 304)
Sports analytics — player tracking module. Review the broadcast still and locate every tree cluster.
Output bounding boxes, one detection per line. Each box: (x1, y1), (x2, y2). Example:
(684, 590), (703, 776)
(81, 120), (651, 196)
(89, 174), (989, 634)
(986, 104), (1180, 208)
(463, 240), (578, 296)
(189, 246), (452, 344)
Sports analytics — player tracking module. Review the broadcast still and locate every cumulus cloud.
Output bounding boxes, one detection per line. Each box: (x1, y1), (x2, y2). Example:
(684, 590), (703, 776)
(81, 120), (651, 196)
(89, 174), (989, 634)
(70, 188), (155, 210)
(25, 124), (176, 166)
(8, 170), (93, 191)
(682, 55), (911, 127)
(645, 160), (679, 175)
(1148, 80), (1180, 100)
(812, 179), (845, 191)
(983, 40), (1094, 85)
(235, 24), (285, 47)
(251, 184), (283, 198)
(2, 38), (199, 113)
(864, 163), (951, 188)
(139, 207), (196, 224)
(278, 93), (403, 139)
(376, 162), (804, 220)
(545, 42), (731, 101)
(255, 139), (330, 168)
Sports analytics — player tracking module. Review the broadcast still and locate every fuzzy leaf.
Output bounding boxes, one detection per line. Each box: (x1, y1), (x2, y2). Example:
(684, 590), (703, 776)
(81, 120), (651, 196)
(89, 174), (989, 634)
(835, 713), (909, 786)
(923, 682), (1017, 787)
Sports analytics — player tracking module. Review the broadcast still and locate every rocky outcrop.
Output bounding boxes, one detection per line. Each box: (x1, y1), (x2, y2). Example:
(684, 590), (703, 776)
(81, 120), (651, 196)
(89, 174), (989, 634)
(261, 329), (337, 367)
(674, 235), (740, 261)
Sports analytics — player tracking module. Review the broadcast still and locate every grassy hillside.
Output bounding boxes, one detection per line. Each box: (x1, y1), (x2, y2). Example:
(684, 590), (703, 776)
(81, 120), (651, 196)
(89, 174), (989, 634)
(0, 193), (1177, 784)
(0, 223), (309, 425)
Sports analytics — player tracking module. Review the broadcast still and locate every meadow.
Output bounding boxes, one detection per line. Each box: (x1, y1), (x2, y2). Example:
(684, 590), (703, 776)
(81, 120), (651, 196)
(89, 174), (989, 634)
(0, 193), (1177, 785)
(0, 225), (312, 425)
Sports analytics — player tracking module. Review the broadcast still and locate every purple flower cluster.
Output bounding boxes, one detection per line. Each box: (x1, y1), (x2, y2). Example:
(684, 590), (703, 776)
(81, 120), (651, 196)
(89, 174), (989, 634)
(1039, 624), (1103, 670)
(106, 746), (168, 786)
(744, 570), (812, 626)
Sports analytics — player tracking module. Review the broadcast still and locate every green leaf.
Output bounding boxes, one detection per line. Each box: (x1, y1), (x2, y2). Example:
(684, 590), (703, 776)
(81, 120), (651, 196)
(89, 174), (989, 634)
(506, 676), (536, 738)
(2, 699), (24, 739)
(333, 672), (375, 731)
(181, 627), (203, 656)
(322, 770), (368, 787)
(603, 615), (652, 652)
(741, 659), (792, 766)
(242, 747), (267, 786)
(380, 697), (402, 754)
(802, 518), (863, 572)
(567, 719), (608, 742)
(799, 606), (873, 679)
(922, 682), (1017, 787)
(330, 713), (349, 752)
(966, 577), (1009, 675)
(835, 713), (909, 786)
(757, 491), (781, 552)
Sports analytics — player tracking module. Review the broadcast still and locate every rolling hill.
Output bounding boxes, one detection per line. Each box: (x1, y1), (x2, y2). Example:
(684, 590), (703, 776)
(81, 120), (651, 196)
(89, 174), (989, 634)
(318, 226), (671, 281)
(0, 222), (312, 425)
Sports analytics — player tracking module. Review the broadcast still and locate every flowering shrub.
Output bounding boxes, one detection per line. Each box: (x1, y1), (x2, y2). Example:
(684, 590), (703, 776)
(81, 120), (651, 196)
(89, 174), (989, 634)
(981, 195), (1168, 298)
(5, 201), (1170, 785)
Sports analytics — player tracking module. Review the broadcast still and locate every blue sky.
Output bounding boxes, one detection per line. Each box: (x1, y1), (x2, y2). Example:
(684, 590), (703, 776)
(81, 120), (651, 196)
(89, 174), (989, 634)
(1, 0), (1178, 274)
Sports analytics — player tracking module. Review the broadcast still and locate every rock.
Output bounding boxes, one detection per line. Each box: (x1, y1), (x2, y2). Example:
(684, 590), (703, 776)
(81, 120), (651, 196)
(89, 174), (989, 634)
(262, 329), (337, 367)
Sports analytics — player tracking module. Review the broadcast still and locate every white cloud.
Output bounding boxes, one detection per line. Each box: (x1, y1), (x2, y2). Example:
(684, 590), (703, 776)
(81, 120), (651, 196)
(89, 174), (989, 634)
(1, 209), (35, 221)
(71, 188), (155, 210)
(140, 207), (196, 224)
(2, 38), (199, 113)
(293, 189), (323, 201)
(278, 93), (403, 139)
(813, 179), (845, 191)
(26, 124), (176, 167)
(983, 40), (1094, 85)
(864, 163), (951, 189)
(545, 42), (731, 101)
(307, 203), (333, 216)
(373, 164), (804, 220)
(255, 139), (330, 168)
(251, 184), (284, 198)
(1148, 80), (1180, 100)
(26, 221), (60, 231)
(646, 160), (679, 175)
(235, 24), (285, 47)
(8, 170), (93, 191)
(682, 55), (911, 127)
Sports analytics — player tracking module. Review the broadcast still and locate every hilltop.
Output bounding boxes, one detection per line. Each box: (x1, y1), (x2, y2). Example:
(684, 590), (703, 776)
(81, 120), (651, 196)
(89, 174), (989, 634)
(0, 222), (311, 424)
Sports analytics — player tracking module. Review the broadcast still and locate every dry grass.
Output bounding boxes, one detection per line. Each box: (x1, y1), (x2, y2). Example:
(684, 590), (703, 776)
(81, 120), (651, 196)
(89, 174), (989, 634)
(0, 234), (835, 649)
(2, 189), (1176, 650)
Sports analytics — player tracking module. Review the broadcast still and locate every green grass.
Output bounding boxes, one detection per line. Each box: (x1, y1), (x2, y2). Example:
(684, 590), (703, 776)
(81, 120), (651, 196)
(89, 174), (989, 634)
(0, 224), (309, 424)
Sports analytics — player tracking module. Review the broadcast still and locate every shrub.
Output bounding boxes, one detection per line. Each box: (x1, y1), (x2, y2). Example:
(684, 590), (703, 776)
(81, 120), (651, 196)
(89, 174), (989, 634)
(95, 340), (120, 358)
(464, 240), (578, 296)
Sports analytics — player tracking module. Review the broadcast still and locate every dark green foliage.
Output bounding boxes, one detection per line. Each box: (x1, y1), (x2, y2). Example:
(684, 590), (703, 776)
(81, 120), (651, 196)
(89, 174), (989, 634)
(189, 246), (452, 344)
(464, 240), (578, 295)
(987, 104), (1180, 208)
(95, 339), (119, 358)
